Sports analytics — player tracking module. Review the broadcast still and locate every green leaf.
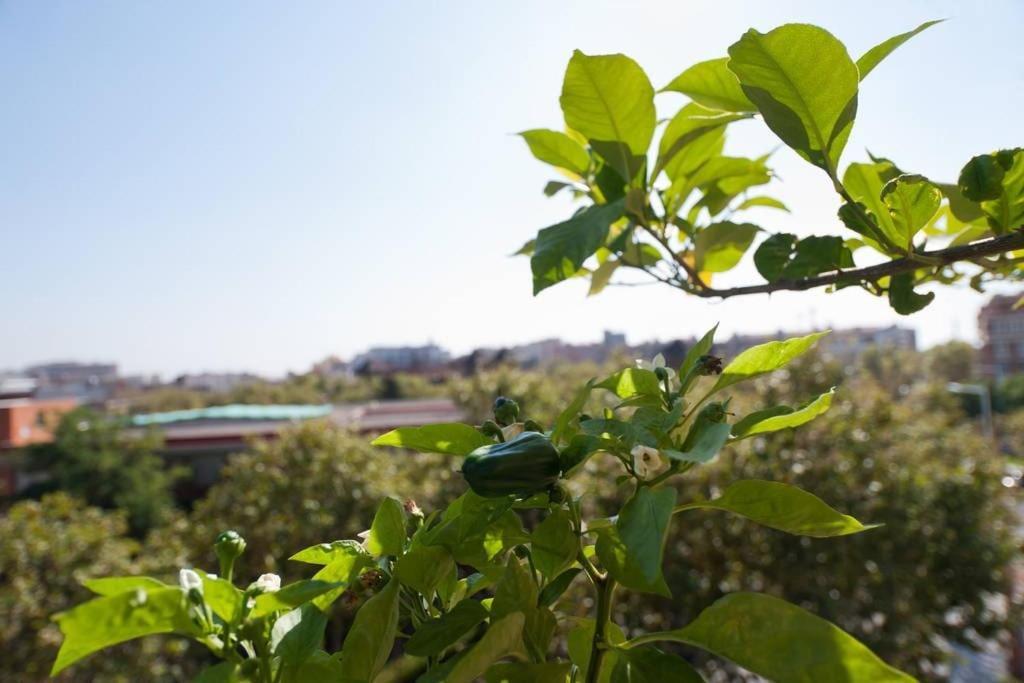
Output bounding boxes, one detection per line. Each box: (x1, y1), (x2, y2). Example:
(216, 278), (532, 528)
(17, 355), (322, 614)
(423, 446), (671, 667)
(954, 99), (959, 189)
(290, 650), (344, 682)
(639, 592), (913, 681)
(365, 497), (407, 557)
(617, 487), (676, 584)
(532, 198), (626, 295)
(492, 556), (538, 620)
(251, 580), (342, 618)
(560, 50), (656, 155)
(519, 129), (590, 176)
(857, 20), (944, 81)
(888, 272), (934, 315)
(732, 388), (835, 438)
(694, 222), (760, 273)
(371, 423), (492, 456)
(678, 324), (718, 383)
(395, 544), (455, 596)
(530, 509), (578, 580)
(82, 576), (167, 596)
(568, 618), (626, 683)
(842, 161), (901, 250)
(589, 259), (620, 296)
(338, 578), (400, 682)
(728, 24), (859, 173)
(552, 379), (595, 445)
(194, 662), (241, 683)
(271, 604), (327, 672)
(664, 421), (732, 465)
(656, 104), (743, 180)
(201, 573), (245, 623)
(486, 661), (573, 683)
(595, 525), (670, 597)
(677, 479), (876, 537)
(52, 587), (197, 675)
(406, 599), (489, 657)
(446, 613), (527, 683)
(544, 181), (573, 197)
(596, 367), (661, 400)
(959, 153), (1005, 202)
(735, 195), (788, 212)
(310, 551), (374, 611)
(662, 57), (755, 112)
(881, 174), (942, 250)
(712, 331), (829, 393)
(611, 645), (704, 683)
(289, 539), (368, 566)
(755, 234), (854, 282)
(967, 149), (1024, 233)
(538, 568), (583, 607)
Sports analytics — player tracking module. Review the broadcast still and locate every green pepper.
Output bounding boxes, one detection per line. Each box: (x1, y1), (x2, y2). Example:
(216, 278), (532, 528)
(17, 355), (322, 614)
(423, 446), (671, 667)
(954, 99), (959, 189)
(462, 431), (561, 498)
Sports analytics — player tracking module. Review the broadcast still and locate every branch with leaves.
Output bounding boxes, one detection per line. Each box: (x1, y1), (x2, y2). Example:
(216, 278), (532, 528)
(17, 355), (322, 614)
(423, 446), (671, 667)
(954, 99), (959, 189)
(517, 20), (1024, 314)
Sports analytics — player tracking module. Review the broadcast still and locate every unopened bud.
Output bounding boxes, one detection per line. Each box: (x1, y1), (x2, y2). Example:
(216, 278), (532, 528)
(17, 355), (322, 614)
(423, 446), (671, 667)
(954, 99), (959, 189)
(493, 396), (520, 427)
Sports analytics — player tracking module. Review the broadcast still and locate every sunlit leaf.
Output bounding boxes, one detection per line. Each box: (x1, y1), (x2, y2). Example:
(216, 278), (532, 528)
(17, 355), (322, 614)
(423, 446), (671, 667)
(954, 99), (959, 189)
(712, 331), (829, 392)
(519, 129), (590, 176)
(857, 20), (944, 81)
(532, 199), (626, 294)
(694, 222), (760, 273)
(732, 388), (835, 438)
(338, 578), (400, 682)
(662, 57), (756, 112)
(371, 423), (492, 456)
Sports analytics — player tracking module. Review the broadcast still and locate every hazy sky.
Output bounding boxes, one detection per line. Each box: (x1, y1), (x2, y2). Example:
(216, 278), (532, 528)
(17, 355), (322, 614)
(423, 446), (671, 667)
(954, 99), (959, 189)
(2, 1), (1022, 378)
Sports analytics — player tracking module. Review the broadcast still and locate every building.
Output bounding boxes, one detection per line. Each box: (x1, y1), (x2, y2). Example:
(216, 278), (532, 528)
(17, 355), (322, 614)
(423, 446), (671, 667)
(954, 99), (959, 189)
(351, 344), (451, 375)
(979, 294), (1024, 378)
(0, 397), (78, 495)
(173, 372), (262, 393)
(24, 361), (118, 403)
(821, 325), (917, 361)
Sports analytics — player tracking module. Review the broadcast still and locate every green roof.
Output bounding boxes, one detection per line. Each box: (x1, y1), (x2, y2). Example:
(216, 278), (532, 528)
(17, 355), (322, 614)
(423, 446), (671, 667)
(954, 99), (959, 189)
(131, 404), (333, 426)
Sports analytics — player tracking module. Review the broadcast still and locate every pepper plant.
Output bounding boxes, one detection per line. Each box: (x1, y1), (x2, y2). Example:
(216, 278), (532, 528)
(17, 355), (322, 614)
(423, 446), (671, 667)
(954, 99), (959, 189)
(49, 19), (1020, 683)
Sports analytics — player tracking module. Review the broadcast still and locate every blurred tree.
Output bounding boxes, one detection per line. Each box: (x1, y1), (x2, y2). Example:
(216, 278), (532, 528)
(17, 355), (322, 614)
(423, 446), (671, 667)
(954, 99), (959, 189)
(922, 341), (978, 384)
(0, 493), (200, 682)
(26, 408), (181, 536)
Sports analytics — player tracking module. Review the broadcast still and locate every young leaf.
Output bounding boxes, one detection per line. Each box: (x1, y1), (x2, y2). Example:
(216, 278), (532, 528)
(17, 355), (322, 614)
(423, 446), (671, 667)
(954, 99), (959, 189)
(532, 199), (626, 295)
(371, 423), (492, 456)
(732, 388), (835, 438)
(727, 24), (859, 173)
(519, 129), (590, 176)
(694, 222), (760, 273)
(51, 588), (197, 675)
(888, 272), (934, 315)
(560, 51), (656, 155)
(446, 613), (528, 683)
(616, 487), (677, 584)
(596, 367), (661, 400)
(637, 592), (913, 681)
(857, 20), (944, 81)
(661, 57), (756, 112)
(271, 604), (328, 672)
(712, 331), (829, 393)
(655, 103), (743, 180)
(250, 580), (342, 618)
(405, 599), (489, 657)
(530, 509), (578, 580)
(82, 576), (167, 596)
(200, 573), (244, 623)
(881, 174), (943, 250)
(338, 578), (400, 683)
(842, 162), (902, 250)
(676, 479), (876, 537)
(364, 497), (407, 557)
(395, 544), (455, 596)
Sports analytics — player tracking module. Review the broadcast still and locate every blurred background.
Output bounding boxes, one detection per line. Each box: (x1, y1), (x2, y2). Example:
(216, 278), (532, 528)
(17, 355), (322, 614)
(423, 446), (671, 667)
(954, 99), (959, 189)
(2, 1), (1023, 681)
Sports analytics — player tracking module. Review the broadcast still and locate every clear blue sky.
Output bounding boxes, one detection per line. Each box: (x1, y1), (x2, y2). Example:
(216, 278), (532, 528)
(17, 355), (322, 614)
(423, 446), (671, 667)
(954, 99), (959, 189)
(2, 1), (1022, 378)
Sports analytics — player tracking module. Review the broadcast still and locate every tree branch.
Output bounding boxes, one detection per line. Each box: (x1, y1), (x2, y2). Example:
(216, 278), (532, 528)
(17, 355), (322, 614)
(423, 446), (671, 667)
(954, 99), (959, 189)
(681, 229), (1024, 299)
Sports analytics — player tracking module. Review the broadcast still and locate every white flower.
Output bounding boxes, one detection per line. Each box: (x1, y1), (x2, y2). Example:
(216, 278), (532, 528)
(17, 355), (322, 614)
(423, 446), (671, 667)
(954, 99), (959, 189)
(249, 573), (281, 594)
(178, 568), (203, 593)
(636, 353), (676, 380)
(630, 445), (665, 478)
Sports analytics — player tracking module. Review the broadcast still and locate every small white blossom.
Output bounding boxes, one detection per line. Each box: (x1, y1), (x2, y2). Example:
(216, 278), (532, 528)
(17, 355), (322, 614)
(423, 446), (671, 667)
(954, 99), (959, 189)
(630, 445), (665, 478)
(636, 353), (676, 380)
(178, 568), (203, 593)
(249, 573), (281, 594)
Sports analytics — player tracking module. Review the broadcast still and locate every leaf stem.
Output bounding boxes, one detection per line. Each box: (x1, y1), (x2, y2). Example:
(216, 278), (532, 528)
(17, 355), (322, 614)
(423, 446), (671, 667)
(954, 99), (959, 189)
(585, 577), (616, 683)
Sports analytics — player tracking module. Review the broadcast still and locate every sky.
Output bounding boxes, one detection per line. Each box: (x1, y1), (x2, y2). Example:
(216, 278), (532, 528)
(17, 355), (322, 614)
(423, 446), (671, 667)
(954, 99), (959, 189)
(2, 1), (1022, 378)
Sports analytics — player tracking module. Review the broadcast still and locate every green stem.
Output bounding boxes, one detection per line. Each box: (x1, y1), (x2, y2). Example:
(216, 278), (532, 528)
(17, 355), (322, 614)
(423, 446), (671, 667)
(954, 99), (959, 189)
(585, 578), (616, 683)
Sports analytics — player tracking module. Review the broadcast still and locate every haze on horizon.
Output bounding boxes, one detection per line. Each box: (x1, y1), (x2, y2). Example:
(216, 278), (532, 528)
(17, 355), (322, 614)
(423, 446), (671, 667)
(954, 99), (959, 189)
(2, 1), (1022, 378)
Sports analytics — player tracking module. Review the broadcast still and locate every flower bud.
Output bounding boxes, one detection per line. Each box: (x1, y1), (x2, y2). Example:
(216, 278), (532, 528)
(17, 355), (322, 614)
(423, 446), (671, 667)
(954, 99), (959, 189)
(247, 573), (281, 595)
(493, 396), (520, 427)
(403, 498), (424, 519)
(214, 530), (246, 582)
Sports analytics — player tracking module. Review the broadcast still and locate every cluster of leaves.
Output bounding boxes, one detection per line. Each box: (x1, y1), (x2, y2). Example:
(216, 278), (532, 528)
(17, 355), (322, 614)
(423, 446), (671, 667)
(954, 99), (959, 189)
(517, 21), (1023, 312)
(51, 328), (918, 681)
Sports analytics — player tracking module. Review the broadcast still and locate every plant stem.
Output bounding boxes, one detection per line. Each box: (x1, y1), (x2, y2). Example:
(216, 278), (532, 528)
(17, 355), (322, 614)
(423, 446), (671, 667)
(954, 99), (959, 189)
(585, 577), (616, 683)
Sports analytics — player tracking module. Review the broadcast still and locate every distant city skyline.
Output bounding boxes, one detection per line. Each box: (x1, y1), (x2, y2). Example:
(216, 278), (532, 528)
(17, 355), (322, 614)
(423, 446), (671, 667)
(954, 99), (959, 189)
(3, 2), (1022, 377)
